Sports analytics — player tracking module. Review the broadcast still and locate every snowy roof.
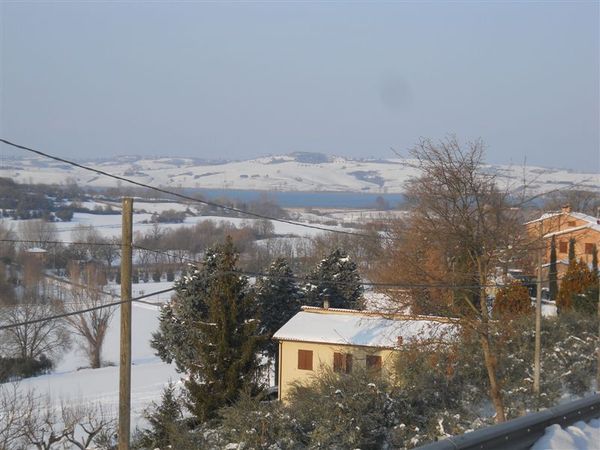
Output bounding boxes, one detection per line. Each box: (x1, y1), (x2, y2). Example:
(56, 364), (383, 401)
(543, 223), (600, 238)
(26, 247), (47, 253)
(526, 211), (599, 226)
(273, 307), (456, 348)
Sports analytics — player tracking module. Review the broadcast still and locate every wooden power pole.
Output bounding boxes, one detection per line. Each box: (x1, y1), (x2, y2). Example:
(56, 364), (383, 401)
(118, 198), (133, 450)
(533, 222), (542, 401)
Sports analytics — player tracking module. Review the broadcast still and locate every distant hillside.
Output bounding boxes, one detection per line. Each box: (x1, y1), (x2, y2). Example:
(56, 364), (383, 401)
(1, 153), (597, 195)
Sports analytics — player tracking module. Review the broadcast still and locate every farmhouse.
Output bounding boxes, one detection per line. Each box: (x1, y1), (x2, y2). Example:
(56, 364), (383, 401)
(525, 205), (600, 284)
(273, 306), (456, 401)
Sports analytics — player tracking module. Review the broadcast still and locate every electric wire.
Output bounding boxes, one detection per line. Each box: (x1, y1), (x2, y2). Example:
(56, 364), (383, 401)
(0, 138), (379, 239)
(0, 287), (174, 331)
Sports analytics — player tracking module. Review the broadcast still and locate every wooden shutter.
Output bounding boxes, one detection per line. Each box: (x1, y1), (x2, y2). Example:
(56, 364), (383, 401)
(585, 243), (595, 255)
(345, 354), (353, 374)
(298, 349), (313, 370)
(333, 352), (343, 372)
(559, 241), (568, 253)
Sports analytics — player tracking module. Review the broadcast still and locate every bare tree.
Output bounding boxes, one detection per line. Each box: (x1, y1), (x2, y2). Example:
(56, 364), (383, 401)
(22, 394), (70, 450)
(0, 382), (31, 449)
(63, 263), (115, 368)
(0, 296), (70, 362)
(0, 384), (117, 450)
(62, 401), (117, 449)
(373, 136), (527, 423)
(18, 220), (58, 250)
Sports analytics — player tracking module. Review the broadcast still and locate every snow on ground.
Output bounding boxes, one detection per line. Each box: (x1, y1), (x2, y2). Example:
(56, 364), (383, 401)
(0, 209), (355, 242)
(17, 293), (180, 432)
(3, 154), (598, 195)
(531, 418), (600, 450)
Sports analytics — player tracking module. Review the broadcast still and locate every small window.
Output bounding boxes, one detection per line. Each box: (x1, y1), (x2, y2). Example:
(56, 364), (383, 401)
(585, 243), (595, 255)
(366, 355), (382, 375)
(567, 221), (576, 227)
(559, 241), (568, 253)
(333, 352), (353, 374)
(298, 349), (313, 371)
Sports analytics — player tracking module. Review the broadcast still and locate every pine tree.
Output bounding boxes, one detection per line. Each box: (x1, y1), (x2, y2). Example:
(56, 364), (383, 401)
(151, 237), (263, 422)
(592, 244), (598, 282)
(568, 238), (576, 262)
(254, 258), (301, 383)
(549, 235), (558, 301)
(557, 258), (595, 312)
(304, 249), (364, 309)
(138, 382), (183, 448)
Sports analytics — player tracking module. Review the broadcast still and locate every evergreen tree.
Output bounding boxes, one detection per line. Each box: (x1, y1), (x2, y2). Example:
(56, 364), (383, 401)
(592, 244), (598, 282)
(254, 258), (301, 383)
(568, 237), (576, 262)
(304, 249), (364, 309)
(138, 382), (183, 449)
(151, 237), (263, 422)
(549, 235), (558, 301)
(557, 258), (595, 312)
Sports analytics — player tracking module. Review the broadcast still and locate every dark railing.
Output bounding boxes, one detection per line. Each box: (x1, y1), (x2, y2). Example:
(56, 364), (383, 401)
(416, 394), (600, 450)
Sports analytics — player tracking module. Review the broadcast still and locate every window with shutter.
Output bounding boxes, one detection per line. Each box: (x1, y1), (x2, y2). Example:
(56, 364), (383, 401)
(366, 355), (382, 375)
(585, 243), (595, 255)
(333, 352), (353, 373)
(298, 349), (313, 370)
(345, 354), (353, 374)
(559, 241), (568, 253)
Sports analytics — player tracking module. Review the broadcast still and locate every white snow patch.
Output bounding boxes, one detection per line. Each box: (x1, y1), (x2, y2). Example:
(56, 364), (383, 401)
(531, 419), (600, 450)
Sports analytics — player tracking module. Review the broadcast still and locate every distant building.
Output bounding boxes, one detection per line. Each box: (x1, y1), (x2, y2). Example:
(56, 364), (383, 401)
(272, 306), (456, 401)
(24, 247), (48, 262)
(525, 205), (600, 285)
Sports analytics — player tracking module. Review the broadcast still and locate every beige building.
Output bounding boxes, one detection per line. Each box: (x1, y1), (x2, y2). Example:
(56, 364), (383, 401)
(526, 206), (600, 271)
(273, 306), (455, 401)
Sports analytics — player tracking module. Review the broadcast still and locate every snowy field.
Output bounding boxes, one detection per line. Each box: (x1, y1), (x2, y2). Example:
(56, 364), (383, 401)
(531, 418), (600, 450)
(2, 208), (359, 242)
(17, 283), (180, 432)
(3, 154), (598, 195)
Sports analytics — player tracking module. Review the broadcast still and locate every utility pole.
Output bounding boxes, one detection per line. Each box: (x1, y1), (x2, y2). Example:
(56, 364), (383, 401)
(118, 198), (133, 450)
(533, 221), (542, 402)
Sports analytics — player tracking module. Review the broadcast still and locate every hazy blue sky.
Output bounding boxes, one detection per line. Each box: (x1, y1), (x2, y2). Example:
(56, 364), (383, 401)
(1, 1), (598, 171)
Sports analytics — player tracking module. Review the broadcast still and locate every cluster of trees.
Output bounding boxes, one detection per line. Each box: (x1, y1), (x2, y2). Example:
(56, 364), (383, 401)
(137, 309), (598, 449)
(146, 238), (362, 441)
(0, 177), (113, 222)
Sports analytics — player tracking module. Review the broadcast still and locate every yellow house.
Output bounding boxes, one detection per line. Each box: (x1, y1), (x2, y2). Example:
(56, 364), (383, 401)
(273, 306), (456, 401)
(525, 206), (600, 283)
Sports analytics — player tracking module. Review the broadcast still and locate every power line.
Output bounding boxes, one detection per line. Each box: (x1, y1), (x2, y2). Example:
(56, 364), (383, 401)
(0, 139), (379, 240)
(0, 287), (174, 331)
(1, 233), (584, 291)
(0, 238), (119, 247)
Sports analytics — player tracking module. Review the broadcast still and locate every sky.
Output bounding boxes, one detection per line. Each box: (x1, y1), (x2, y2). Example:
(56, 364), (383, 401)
(0, 1), (598, 171)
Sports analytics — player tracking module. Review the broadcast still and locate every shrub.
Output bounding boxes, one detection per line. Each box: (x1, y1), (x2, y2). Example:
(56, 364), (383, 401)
(0, 355), (53, 382)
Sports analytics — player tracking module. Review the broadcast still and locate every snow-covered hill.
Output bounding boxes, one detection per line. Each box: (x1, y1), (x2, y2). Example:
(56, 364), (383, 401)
(1, 152), (597, 194)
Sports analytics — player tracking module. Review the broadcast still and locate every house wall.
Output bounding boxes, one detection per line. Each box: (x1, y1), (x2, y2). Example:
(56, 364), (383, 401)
(549, 227), (600, 266)
(278, 340), (395, 401)
(527, 213), (600, 267)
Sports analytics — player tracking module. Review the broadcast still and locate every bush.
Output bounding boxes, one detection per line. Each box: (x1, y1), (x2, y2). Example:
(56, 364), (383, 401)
(166, 269), (175, 282)
(152, 270), (162, 282)
(219, 391), (304, 449)
(493, 281), (533, 318)
(55, 208), (74, 222)
(0, 355), (53, 382)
